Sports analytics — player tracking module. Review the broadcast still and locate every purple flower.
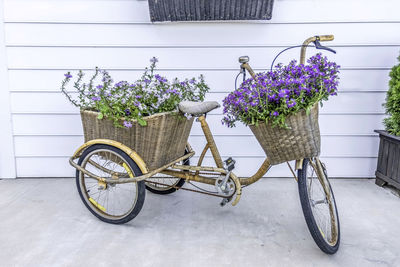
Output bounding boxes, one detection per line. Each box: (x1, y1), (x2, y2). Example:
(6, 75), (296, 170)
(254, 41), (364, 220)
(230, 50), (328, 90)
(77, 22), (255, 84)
(124, 109), (131, 116)
(91, 96), (101, 101)
(286, 99), (296, 108)
(268, 94), (277, 102)
(96, 85), (103, 89)
(166, 88), (178, 95)
(150, 57), (158, 63)
(123, 121), (133, 128)
(221, 52), (339, 128)
(115, 81), (128, 88)
(143, 79), (151, 84)
(64, 73), (72, 79)
(278, 89), (290, 98)
(154, 74), (167, 83)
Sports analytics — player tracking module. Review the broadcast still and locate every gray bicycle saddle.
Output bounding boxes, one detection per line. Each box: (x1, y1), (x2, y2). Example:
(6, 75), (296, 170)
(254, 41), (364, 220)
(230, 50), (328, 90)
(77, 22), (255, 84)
(178, 101), (220, 116)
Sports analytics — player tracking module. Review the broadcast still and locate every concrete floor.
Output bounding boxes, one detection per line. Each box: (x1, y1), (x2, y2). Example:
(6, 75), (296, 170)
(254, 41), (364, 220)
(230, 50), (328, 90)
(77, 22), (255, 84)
(0, 178), (399, 267)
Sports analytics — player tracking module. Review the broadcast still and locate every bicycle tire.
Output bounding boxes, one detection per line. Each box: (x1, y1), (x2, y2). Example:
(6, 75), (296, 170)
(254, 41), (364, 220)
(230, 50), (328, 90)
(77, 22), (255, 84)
(297, 158), (340, 254)
(76, 144), (146, 224)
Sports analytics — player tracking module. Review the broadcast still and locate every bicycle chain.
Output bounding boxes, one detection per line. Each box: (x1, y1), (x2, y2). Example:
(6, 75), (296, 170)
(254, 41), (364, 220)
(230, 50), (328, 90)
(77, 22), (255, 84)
(145, 180), (235, 198)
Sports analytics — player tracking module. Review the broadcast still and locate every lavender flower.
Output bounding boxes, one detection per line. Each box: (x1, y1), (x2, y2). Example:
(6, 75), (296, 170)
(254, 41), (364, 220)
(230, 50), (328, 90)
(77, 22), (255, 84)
(150, 57), (158, 63)
(123, 121), (133, 128)
(60, 57), (210, 128)
(155, 74), (167, 83)
(286, 99), (296, 108)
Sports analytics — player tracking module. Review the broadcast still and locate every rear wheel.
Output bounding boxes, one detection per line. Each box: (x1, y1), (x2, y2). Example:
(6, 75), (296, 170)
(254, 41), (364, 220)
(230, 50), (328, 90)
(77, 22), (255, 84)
(145, 149), (190, 194)
(297, 158), (340, 254)
(76, 144), (146, 224)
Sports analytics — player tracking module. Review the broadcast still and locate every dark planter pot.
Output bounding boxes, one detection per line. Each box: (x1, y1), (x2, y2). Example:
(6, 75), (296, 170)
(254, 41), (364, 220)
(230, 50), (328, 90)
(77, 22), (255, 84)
(375, 130), (400, 189)
(148, 0), (274, 22)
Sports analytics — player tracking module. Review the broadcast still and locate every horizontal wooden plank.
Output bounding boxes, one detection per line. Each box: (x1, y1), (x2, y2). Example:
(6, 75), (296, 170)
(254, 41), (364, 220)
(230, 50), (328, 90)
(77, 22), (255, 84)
(15, 156), (377, 178)
(12, 114), (385, 136)
(5, 22), (400, 46)
(13, 135), (380, 158)
(7, 69), (391, 92)
(6, 46), (400, 69)
(4, 0), (400, 23)
(9, 91), (386, 114)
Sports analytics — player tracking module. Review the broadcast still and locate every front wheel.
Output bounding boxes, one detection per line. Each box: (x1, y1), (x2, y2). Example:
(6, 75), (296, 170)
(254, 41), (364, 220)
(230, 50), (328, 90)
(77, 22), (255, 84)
(297, 158), (340, 254)
(76, 144), (146, 224)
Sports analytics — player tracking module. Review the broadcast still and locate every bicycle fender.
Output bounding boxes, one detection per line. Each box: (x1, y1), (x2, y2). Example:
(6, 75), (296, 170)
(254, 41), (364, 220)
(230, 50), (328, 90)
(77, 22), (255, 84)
(71, 139), (148, 174)
(295, 159), (304, 170)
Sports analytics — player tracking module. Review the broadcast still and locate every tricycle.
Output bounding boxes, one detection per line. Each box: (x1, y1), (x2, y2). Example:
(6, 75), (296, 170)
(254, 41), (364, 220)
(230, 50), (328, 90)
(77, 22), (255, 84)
(69, 35), (340, 254)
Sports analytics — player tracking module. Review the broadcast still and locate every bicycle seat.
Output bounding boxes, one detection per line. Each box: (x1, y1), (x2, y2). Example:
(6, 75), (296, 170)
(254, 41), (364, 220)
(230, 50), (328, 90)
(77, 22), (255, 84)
(178, 101), (220, 116)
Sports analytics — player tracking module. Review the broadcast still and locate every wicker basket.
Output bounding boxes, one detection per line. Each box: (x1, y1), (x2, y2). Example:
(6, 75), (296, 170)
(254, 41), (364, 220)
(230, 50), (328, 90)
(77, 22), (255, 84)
(249, 104), (321, 165)
(148, 0), (274, 22)
(80, 110), (194, 171)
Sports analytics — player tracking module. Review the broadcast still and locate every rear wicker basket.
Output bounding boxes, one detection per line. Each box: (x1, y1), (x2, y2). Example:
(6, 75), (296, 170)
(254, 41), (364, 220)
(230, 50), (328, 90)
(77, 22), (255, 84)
(249, 104), (320, 165)
(81, 110), (194, 171)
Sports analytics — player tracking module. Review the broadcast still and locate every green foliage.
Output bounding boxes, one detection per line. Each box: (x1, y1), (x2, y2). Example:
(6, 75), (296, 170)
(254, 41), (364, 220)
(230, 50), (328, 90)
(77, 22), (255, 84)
(383, 54), (400, 136)
(61, 58), (209, 128)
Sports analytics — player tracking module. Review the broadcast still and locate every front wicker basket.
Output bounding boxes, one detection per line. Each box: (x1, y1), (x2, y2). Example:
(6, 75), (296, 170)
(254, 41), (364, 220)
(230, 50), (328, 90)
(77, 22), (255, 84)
(249, 104), (321, 165)
(81, 110), (194, 171)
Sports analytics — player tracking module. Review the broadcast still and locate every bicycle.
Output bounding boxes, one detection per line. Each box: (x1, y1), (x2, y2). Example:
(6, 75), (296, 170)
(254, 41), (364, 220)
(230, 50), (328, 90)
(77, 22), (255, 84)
(70, 35), (340, 254)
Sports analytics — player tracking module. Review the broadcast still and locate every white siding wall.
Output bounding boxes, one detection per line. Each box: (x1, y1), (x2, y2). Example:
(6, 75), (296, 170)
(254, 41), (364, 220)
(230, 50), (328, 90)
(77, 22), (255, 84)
(0, 0), (16, 178)
(2, 0), (399, 178)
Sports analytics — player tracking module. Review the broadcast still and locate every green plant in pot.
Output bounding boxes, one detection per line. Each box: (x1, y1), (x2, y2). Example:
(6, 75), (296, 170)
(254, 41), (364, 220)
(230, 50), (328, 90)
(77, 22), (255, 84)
(375, 53), (400, 189)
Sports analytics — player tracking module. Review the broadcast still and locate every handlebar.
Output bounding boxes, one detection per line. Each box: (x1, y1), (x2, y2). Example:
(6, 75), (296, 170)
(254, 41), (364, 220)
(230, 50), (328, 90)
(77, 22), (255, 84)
(300, 35), (335, 64)
(318, 35), (334, 42)
(238, 35), (335, 81)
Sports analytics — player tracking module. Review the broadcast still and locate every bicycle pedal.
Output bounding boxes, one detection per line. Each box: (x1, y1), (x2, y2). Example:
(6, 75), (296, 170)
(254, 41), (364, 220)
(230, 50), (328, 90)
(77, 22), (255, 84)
(220, 198), (230, 207)
(224, 157), (236, 171)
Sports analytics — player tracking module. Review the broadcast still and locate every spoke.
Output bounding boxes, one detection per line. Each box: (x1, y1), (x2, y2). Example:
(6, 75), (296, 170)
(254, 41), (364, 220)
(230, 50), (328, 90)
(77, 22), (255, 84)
(306, 160), (337, 244)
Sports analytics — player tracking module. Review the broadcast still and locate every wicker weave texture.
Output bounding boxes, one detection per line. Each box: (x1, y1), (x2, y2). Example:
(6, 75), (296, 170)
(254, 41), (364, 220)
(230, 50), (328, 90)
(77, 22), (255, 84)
(249, 104), (321, 165)
(148, 0), (274, 22)
(81, 110), (194, 171)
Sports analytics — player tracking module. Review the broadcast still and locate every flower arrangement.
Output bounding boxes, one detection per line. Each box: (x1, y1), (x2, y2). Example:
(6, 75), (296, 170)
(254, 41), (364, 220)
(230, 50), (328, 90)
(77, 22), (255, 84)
(383, 53), (400, 136)
(61, 57), (209, 127)
(222, 53), (340, 128)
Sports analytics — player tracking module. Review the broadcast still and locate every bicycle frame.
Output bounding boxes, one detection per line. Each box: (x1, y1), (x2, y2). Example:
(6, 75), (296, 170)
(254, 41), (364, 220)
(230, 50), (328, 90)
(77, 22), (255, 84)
(162, 115), (272, 185)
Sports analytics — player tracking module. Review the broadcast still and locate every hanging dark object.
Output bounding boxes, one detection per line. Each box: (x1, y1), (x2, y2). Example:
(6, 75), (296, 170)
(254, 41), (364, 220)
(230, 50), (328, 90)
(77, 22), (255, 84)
(148, 0), (274, 22)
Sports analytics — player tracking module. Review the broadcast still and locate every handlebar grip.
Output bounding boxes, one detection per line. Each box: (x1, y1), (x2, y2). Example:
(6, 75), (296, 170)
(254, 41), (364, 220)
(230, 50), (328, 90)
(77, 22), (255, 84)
(317, 35), (334, 42)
